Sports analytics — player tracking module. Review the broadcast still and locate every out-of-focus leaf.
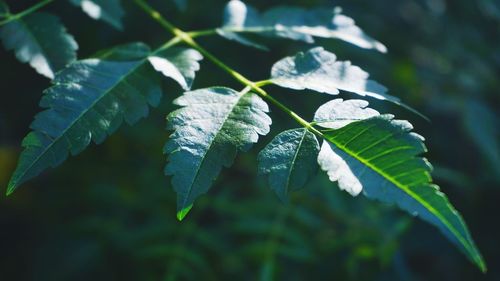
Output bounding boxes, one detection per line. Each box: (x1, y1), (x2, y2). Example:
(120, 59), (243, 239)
(69, 0), (125, 30)
(164, 87), (271, 220)
(0, 11), (78, 79)
(7, 43), (203, 194)
(173, 0), (187, 11)
(218, 0), (386, 52)
(315, 100), (485, 271)
(0, 1), (9, 17)
(258, 128), (320, 201)
(463, 99), (500, 176)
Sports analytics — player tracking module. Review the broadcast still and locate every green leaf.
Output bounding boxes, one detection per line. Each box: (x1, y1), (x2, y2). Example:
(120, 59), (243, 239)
(313, 98), (379, 129)
(148, 48), (203, 91)
(7, 43), (203, 194)
(92, 42), (151, 60)
(219, 0), (386, 52)
(0, 12), (78, 79)
(165, 87), (271, 218)
(315, 100), (485, 271)
(270, 47), (400, 103)
(258, 128), (320, 201)
(70, 0), (125, 30)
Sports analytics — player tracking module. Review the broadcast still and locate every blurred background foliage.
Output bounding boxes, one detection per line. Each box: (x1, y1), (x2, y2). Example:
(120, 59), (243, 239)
(0, 0), (499, 280)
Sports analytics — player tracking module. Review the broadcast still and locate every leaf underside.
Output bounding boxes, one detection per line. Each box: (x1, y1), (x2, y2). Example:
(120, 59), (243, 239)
(314, 100), (485, 271)
(70, 0), (125, 30)
(0, 12), (78, 79)
(165, 87), (271, 219)
(219, 0), (386, 52)
(258, 128), (320, 201)
(7, 42), (203, 194)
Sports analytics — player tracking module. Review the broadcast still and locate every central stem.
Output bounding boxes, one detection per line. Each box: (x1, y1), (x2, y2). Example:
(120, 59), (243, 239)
(0, 0), (55, 26)
(132, 0), (323, 137)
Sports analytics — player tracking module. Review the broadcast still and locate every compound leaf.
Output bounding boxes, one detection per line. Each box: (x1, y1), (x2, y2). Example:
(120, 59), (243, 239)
(315, 99), (485, 271)
(0, 11), (78, 79)
(165, 87), (271, 220)
(219, 0), (386, 52)
(70, 0), (125, 30)
(258, 128), (320, 201)
(7, 42), (203, 194)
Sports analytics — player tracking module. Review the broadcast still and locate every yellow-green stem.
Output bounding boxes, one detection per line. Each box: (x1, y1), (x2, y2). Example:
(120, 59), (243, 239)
(132, 0), (324, 138)
(0, 0), (55, 26)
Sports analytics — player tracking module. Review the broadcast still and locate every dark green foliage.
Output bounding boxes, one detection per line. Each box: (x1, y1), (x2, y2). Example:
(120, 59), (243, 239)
(219, 0), (386, 52)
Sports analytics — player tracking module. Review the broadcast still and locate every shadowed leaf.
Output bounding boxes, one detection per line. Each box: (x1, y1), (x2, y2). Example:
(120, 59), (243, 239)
(258, 128), (320, 201)
(0, 12), (78, 79)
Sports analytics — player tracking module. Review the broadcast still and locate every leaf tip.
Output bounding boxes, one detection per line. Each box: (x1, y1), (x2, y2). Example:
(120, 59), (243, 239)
(477, 257), (487, 274)
(5, 182), (17, 196)
(176, 204), (193, 221)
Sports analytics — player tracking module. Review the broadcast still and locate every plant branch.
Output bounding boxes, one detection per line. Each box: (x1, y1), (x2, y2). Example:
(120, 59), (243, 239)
(132, 0), (324, 138)
(0, 0), (55, 27)
(187, 27), (276, 38)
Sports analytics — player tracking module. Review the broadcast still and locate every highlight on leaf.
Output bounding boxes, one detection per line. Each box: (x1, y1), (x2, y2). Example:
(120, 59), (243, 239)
(218, 0), (387, 52)
(70, 0), (125, 30)
(164, 87), (271, 219)
(0, 10), (78, 79)
(270, 47), (396, 102)
(314, 99), (485, 271)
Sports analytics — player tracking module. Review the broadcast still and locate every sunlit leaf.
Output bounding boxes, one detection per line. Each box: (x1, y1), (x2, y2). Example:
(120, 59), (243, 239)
(219, 0), (386, 52)
(0, 11), (78, 79)
(463, 99), (500, 175)
(270, 47), (399, 103)
(315, 99), (485, 271)
(165, 87), (271, 219)
(70, 0), (125, 30)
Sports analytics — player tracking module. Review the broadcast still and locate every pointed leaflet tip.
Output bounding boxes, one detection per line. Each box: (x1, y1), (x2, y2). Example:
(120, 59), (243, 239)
(176, 204), (193, 221)
(5, 182), (16, 196)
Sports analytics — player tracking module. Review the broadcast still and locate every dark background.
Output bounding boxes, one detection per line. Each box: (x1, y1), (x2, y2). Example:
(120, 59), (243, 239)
(0, 0), (499, 280)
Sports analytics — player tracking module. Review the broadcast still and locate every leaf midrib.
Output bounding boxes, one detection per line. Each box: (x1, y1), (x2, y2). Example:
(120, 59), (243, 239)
(178, 89), (250, 210)
(9, 59), (148, 190)
(284, 128), (308, 196)
(324, 132), (481, 266)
